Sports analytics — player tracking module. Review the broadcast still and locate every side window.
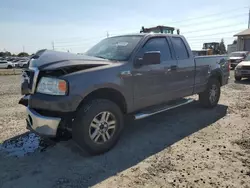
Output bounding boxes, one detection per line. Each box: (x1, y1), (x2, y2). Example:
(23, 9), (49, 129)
(171, 37), (189, 60)
(139, 38), (172, 62)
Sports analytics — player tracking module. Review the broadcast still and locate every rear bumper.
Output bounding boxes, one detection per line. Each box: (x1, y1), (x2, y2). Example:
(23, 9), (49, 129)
(26, 107), (61, 137)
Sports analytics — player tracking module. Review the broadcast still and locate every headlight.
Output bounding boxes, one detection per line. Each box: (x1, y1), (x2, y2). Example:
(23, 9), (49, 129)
(36, 77), (68, 95)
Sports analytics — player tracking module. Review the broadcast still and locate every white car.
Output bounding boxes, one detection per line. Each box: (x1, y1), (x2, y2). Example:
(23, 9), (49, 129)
(234, 54), (250, 81)
(0, 60), (15, 69)
(18, 60), (29, 68)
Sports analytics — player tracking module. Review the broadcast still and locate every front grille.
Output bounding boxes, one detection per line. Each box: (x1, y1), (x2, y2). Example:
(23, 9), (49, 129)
(23, 70), (34, 90)
(230, 60), (236, 63)
(242, 66), (250, 70)
(22, 68), (39, 94)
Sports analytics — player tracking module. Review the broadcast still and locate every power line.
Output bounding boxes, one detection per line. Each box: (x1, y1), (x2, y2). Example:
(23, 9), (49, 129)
(186, 29), (244, 38)
(187, 37), (236, 41)
(182, 22), (246, 34)
(178, 13), (248, 28)
(167, 6), (249, 24)
(53, 9), (249, 44)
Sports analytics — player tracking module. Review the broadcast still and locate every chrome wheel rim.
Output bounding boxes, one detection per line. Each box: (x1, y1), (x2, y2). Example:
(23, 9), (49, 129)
(209, 84), (218, 104)
(89, 111), (116, 144)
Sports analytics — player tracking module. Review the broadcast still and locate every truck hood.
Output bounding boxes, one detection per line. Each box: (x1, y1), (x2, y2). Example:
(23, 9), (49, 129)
(229, 57), (244, 60)
(29, 50), (114, 70)
(238, 61), (250, 66)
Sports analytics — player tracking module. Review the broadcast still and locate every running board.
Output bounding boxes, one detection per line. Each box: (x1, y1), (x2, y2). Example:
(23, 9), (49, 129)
(134, 98), (194, 120)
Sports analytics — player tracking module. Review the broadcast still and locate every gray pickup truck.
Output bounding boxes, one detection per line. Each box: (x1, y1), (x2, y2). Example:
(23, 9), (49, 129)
(19, 33), (230, 155)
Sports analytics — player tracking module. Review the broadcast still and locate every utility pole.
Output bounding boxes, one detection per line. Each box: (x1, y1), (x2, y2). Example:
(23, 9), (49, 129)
(248, 8), (250, 28)
(52, 41), (55, 50)
(107, 31), (109, 38)
(22, 46), (25, 52)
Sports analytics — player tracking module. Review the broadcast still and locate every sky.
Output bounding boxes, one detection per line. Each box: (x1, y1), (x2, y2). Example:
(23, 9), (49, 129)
(0, 0), (249, 54)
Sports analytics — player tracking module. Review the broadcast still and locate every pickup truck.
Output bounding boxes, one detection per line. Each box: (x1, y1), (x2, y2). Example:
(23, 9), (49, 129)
(19, 33), (230, 155)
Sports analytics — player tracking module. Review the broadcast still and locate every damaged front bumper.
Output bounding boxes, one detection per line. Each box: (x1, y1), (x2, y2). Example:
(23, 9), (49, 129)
(19, 95), (61, 137)
(26, 107), (61, 137)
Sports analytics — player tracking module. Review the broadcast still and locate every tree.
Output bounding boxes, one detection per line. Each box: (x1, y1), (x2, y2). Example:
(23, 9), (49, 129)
(0, 51), (11, 57)
(233, 39), (237, 44)
(17, 52), (29, 57)
(219, 38), (226, 54)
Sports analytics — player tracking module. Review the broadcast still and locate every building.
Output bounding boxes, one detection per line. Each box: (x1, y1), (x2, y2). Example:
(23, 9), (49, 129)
(234, 28), (250, 51)
(227, 44), (237, 54)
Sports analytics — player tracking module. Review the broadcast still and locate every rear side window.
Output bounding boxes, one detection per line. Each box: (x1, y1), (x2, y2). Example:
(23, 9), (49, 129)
(171, 37), (189, 59)
(140, 37), (172, 62)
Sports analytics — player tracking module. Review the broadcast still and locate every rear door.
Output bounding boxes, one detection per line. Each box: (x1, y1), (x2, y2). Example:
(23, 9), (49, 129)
(0, 61), (7, 68)
(132, 37), (178, 110)
(169, 36), (195, 98)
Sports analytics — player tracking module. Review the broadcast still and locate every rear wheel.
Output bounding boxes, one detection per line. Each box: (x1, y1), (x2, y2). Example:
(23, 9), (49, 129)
(7, 65), (12, 69)
(235, 76), (242, 81)
(72, 99), (124, 155)
(199, 78), (221, 108)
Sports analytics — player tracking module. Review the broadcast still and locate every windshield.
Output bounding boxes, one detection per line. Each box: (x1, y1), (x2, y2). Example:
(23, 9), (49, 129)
(85, 36), (142, 61)
(229, 52), (246, 58)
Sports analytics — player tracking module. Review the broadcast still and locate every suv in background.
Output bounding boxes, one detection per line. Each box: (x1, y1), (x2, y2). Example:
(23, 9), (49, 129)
(229, 51), (249, 69)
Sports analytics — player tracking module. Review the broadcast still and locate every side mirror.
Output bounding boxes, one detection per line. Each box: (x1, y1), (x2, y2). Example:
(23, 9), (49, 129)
(135, 51), (161, 67)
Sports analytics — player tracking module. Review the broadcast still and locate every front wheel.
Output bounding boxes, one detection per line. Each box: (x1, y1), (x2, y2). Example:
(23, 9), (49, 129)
(199, 78), (221, 108)
(73, 99), (124, 155)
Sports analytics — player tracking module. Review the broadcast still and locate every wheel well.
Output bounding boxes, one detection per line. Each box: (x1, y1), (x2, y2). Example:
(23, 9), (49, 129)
(211, 72), (222, 86)
(78, 88), (127, 113)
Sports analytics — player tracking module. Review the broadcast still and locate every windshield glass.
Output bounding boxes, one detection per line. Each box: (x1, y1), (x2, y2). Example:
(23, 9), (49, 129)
(85, 36), (142, 61)
(229, 52), (246, 57)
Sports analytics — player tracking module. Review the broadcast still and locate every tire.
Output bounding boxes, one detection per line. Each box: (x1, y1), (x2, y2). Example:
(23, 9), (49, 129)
(235, 76), (242, 81)
(199, 78), (221, 108)
(7, 65), (12, 69)
(72, 99), (124, 155)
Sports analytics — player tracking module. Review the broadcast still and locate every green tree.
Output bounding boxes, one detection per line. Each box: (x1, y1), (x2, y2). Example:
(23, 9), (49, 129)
(233, 39), (237, 44)
(17, 52), (29, 57)
(0, 51), (11, 57)
(219, 38), (226, 54)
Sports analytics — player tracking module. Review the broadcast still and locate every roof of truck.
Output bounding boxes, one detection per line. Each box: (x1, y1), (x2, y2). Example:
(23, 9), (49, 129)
(110, 33), (183, 37)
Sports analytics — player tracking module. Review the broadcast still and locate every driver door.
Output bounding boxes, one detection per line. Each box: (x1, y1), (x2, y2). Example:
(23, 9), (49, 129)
(132, 37), (177, 110)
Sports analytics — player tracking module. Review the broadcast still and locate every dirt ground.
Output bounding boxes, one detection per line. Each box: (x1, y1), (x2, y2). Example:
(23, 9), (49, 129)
(0, 72), (250, 188)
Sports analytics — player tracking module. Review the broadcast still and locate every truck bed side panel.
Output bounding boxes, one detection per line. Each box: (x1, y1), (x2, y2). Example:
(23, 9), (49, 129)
(194, 55), (229, 93)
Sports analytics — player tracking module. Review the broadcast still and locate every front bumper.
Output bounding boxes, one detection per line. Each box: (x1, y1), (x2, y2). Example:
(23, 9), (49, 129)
(235, 69), (250, 77)
(26, 107), (61, 137)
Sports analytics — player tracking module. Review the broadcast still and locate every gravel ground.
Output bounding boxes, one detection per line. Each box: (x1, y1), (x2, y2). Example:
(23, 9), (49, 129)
(0, 72), (250, 188)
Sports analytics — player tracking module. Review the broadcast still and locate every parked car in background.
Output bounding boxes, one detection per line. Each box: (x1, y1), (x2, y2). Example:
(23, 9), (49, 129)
(18, 60), (29, 68)
(234, 53), (250, 81)
(0, 60), (15, 69)
(229, 51), (249, 69)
